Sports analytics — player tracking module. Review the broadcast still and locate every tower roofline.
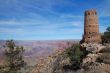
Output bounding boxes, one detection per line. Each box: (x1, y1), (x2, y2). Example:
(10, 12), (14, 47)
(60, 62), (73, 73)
(85, 9), (97, 13)
(85, 9), (97, 16)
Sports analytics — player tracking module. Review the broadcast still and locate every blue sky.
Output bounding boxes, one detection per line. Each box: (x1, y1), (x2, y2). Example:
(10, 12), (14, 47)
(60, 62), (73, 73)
(0, 0), (110, 40)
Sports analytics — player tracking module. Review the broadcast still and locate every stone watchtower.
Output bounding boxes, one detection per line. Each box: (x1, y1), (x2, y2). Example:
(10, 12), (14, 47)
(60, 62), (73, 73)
(82, 9), (101, 43)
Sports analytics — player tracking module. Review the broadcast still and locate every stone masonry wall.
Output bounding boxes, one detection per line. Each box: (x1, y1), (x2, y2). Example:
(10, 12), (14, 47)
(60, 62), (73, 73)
(82, 9), (101, 43)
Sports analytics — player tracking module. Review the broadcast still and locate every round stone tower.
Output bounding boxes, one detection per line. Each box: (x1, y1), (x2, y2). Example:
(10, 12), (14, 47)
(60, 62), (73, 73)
(82, 9), (101, 43)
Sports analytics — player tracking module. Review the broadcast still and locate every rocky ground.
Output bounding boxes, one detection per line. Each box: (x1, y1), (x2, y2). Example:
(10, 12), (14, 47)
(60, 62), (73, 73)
(30, 43), (110, 73)
(80, 43), (110, 73)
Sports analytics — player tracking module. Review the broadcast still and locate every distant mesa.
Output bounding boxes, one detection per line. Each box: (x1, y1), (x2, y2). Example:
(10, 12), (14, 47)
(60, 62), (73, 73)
(81, 9), (101, 43)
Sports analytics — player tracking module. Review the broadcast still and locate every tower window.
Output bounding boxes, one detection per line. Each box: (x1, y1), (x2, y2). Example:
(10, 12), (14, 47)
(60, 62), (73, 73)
(89, 32), (91, 34)
(88, 37), (90, 38)
(88, 13), (90, 15)
(95, 12), (97, 15)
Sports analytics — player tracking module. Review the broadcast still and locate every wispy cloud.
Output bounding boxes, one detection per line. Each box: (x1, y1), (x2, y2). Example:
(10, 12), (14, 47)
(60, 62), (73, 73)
(0, 0), (109, 40)
(60, 14), (83, 19)
(98, 0), (110, 17)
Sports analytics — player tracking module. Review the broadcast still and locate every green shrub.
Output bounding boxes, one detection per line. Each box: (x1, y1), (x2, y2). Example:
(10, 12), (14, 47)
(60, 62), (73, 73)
(102, 27), (110, 43)
(65, 44), (85, 70)
(1, 40), (27, 73)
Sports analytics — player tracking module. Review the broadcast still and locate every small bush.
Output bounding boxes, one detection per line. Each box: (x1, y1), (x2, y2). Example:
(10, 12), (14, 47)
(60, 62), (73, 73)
(64, 44), (85, 70)
(102, 26), (110, 43)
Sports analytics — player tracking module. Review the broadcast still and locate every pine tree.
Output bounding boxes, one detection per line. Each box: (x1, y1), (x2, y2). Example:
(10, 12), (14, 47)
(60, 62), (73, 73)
(4, 40), (26, 73)
(103, 27), (110, 43)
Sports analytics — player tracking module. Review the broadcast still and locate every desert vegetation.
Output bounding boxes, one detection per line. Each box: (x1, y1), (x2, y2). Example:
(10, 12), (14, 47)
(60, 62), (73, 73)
(102, 27), (110, 43)
(63, 44), (85, 70)
(0, 40), (27, 73)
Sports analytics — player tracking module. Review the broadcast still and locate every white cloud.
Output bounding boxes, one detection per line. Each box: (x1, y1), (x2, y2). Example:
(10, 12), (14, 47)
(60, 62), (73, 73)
(0, 19), (49, 26)
(0, 27), (25, 34)
(60, 14), (83, 19)
(70, 21), (83, 27)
